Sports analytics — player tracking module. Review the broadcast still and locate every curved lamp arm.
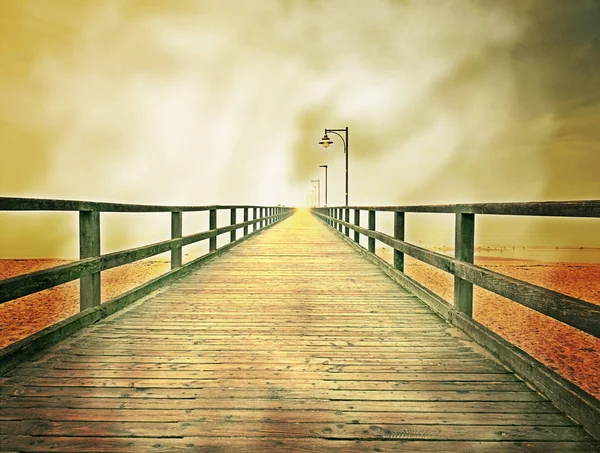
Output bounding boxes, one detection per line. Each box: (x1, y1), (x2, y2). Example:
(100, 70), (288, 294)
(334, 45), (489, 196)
(325, 130), (347, 153)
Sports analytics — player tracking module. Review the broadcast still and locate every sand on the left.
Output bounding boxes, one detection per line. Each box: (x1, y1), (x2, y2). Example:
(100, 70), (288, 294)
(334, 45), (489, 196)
(0, 259), (170, 348)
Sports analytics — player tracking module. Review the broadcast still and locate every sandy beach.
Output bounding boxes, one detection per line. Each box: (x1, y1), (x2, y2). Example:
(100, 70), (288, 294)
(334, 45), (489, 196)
(0, 259), (170, 349)
(1, 256), (599, 399)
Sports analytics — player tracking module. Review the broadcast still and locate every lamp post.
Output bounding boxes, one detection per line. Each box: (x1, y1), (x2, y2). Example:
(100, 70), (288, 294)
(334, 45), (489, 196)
(311, 179), (321, 207)
(319, 165), (328, 206)
(319, 127), (348, 207)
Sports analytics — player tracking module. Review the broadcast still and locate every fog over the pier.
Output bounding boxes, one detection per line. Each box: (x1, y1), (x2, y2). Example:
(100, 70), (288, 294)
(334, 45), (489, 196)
(1, 0), (599, 257)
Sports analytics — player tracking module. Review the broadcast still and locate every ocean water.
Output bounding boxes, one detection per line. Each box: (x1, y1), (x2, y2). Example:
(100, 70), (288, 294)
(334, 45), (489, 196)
(378, 247), (600, 264)
(473, 247), (600, 263)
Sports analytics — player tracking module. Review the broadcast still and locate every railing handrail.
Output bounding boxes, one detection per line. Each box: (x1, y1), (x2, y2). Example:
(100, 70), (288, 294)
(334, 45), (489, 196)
(0, 197), (286, 212)
(312, 201), (600, 338)
(322, 200), (600, 217)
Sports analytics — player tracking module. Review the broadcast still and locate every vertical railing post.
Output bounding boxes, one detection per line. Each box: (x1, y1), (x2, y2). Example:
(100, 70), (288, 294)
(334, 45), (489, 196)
(209, 208), (217, 252)
(338, 208), (342, 232)
(261, 208), (265, 228)
(171, 211), (182, 270)
(354, 209), (360, 243)
(230, 208), (237, 242)
(368, 210), (376, 253)
(243, 208), (249, 236)
(454, 213), (475, 316)
(253, 207), (258, 232)
(345, 208), (350, 237)
(79, 210), (101, 311)
(394, 212), (405, 272)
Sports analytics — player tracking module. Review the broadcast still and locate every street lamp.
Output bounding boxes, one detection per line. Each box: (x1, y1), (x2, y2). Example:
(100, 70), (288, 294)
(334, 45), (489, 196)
(319, 127), (348, 206)
(319, 165), (328, 206)
(311, 179), (321, 207)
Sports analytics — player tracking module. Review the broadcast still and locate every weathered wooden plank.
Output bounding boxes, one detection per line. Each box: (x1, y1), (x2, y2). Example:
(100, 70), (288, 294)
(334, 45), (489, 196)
(79, 210), (101, 311)
(0, 388), (544, 406)
(394, 211), (405, 272)
(3, 369), (516, 381)
(170, 211), (182, 269)
(1, 436), (597, 453)
(353, 208), (360, 243)
(0, 410), (574, 425)
(31, 351), (487, 363)
(368, 209), (376, 252)
(43, 346), (484, 356)
(230, 208), (236, 242)
(0, 420), (591, 441)
(208, 208), (217, 251)
(454, 212), (474, 316)
(0, 380), (532, 394)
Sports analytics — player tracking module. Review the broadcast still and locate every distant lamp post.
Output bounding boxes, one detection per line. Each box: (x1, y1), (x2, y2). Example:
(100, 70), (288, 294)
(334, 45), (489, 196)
(311, 179), (321, 207)
(310, 186), (317, 207)
(319, 127), (348, 206)
(319, 165), (328, 206)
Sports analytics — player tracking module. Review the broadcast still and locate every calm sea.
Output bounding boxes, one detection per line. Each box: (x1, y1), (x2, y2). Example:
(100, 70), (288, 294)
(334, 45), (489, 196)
(379, 247), (600, 264)
(473, 247), (600, 263)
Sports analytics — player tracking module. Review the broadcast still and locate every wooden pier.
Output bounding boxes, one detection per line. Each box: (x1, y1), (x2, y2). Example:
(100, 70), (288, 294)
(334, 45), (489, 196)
(1, 208), (598, 452)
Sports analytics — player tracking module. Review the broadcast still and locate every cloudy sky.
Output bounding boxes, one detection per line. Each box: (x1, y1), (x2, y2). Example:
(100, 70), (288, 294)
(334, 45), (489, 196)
(1, 0), (599, 256)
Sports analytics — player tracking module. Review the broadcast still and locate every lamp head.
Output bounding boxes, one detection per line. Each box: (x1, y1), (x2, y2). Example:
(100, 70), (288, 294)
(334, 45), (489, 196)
(319, 134), (333, 149)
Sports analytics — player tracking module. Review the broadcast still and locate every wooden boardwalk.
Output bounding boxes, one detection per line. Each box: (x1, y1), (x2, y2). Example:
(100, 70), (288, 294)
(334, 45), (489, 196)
(0, 210), (597, 452)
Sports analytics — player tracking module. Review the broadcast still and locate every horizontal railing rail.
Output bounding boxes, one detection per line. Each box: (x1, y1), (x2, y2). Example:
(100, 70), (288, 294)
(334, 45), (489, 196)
(333, 200), (600, 217)
(0, 197), (277, 213)
(313, 200), (600, 338)
(0, 198), (293, 310)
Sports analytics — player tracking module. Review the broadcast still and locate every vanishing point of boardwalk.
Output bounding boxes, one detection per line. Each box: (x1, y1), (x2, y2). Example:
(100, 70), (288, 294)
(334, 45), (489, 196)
(0, 210), (597, 452)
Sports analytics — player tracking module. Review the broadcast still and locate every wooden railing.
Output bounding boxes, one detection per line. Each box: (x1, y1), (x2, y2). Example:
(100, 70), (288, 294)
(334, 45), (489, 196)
(0, 198), (292, 341)
(313, 200), (600, 438)
(314, 201), (600, 337)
